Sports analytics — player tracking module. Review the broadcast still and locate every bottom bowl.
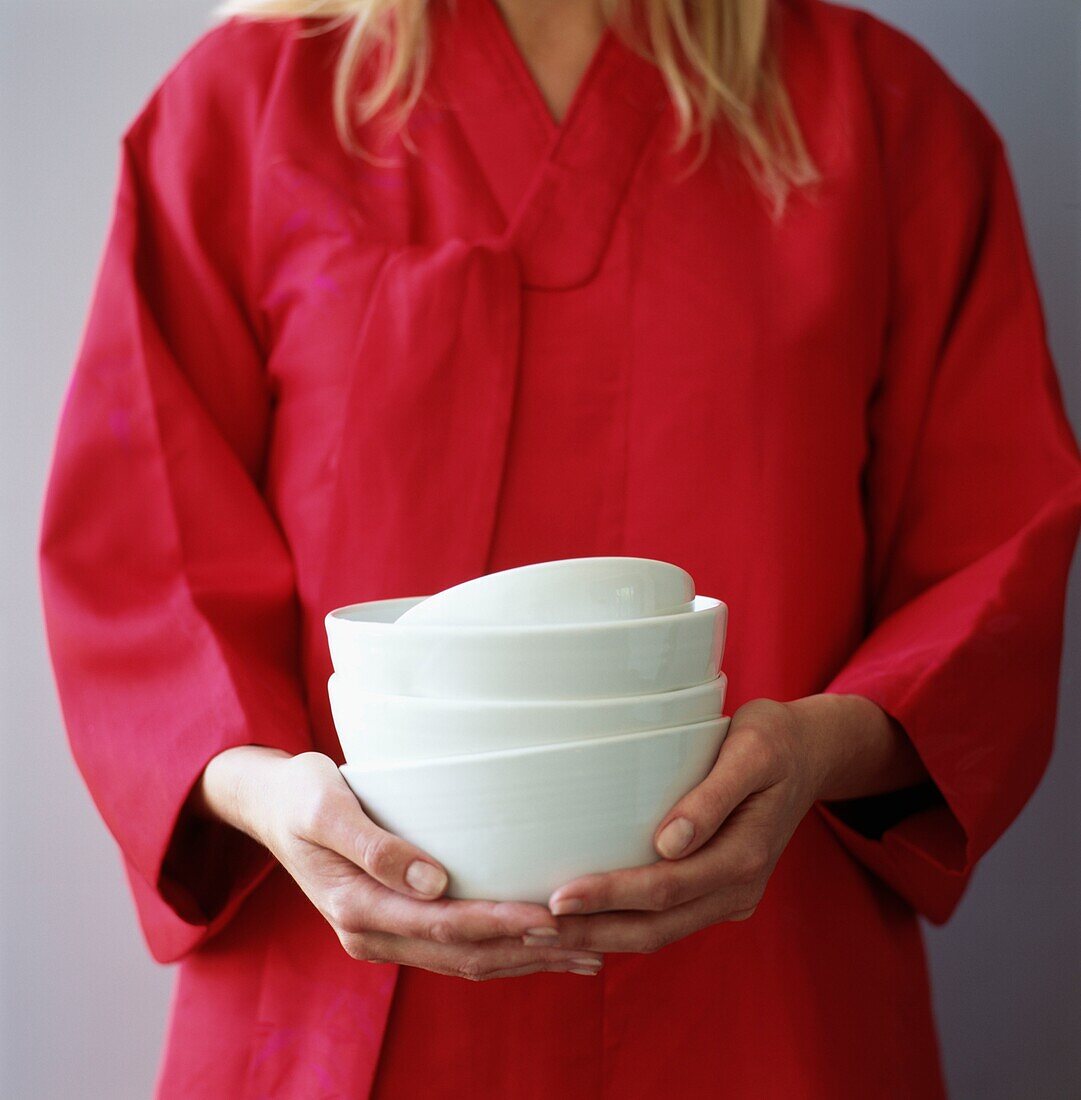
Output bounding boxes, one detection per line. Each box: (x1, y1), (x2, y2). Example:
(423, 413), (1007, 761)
(339, 716), (730, 903)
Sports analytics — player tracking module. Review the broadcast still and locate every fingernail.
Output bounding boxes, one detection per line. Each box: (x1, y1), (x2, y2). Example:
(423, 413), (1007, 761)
(571, 956), (602, 969)
(549, 897), (584, 916)
(523, 934), (561, 946)
(525, 927), (559, 938)
(405, 860), (447, 896)
(570, 967), (601, 976)
(657, 817), (695, 858)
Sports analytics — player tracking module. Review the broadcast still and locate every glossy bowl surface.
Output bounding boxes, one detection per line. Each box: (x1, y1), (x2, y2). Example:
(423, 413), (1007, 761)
(339, 717), (730, 902)
(329, 673), (727, 765)
(325, 595), (726, 699)
(395, 557), (695, 627)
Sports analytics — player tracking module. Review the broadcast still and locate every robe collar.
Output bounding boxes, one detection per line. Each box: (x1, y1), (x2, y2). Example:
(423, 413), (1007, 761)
(317, 2), (671, 614)
(429, 0), (669, 288)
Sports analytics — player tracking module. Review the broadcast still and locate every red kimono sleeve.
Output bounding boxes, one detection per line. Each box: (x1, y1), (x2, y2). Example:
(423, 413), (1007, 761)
(818, 60), (1081, 923)
(38, 22), (313, 963)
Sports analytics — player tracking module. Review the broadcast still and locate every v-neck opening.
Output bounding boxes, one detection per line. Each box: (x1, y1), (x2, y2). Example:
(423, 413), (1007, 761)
(468, 0), (619, 145)
(430, 0), (668, 285)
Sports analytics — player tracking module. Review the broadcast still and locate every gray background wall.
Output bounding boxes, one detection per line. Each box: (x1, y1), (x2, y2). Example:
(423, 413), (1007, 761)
(1, 1), (1077, 1096)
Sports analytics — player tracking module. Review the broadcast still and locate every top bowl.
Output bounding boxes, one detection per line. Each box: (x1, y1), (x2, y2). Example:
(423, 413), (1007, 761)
(395, 557), (695, 627)
(326, 595), (727, 700)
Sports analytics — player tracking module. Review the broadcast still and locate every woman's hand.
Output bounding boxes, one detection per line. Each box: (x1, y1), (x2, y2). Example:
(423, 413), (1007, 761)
(194, 747), (604, 980)
(537, 694), (929, 955)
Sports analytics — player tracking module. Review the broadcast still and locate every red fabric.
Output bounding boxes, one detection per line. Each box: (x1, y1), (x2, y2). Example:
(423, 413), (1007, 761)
(37, 0), (1081, 1096)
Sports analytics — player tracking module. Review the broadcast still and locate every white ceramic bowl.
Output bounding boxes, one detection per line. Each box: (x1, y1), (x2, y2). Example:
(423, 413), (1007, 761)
(395, 557), (695, 627)
(329, 672), (727, 765)
(339, 716), (730, 902)
(325, 596), (726, 699)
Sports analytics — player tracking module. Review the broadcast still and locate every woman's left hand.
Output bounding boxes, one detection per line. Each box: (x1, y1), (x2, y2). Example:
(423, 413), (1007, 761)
(534, 694), (925, 955)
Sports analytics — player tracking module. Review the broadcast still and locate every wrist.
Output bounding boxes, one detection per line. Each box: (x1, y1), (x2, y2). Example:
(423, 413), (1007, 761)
(786, 693), (856, 802)
(787, 693), (918, 803)
(193, 745), (293, 846)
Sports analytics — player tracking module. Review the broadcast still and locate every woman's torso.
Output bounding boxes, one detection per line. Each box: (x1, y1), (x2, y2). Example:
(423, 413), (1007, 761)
(159, 1), (950, 1094)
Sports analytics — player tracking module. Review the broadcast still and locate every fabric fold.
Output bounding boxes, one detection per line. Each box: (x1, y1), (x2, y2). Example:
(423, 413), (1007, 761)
(317, 238), (525, 612)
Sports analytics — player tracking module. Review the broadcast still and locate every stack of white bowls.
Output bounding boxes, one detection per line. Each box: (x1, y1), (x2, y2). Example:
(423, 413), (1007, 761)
(325, 558), (729, 903)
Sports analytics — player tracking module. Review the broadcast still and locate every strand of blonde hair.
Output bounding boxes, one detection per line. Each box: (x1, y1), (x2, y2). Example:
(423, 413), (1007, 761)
(213, 0), (819, 216)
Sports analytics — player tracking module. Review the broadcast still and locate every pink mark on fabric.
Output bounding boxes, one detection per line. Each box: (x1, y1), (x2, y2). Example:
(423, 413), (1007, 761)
(312, 273), (341, 295)
(249, 1025), (301, 1069)
(262, 285), (292, 310)
(309, 1063), (337, 1091)
(282, 209), (311, 234)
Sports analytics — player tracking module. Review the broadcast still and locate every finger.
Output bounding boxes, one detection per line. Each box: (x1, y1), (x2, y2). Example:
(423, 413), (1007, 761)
(484, 961), (603, 980)
(338, 931), (605, 980)
(650, 707), (783, 862)
(295, 756), (452, 900)
(550, 890), (758, 955)
(333, 877), (561, 943)
(547, 823), (768, 915)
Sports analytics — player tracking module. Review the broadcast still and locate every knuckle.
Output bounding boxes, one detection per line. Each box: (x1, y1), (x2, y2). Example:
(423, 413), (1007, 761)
(625, 921), (669, 954)
(297, 790), (335, 840)
(742, 699), (788, 726)
(491, 902), (534, 939)
(427, 918), (463, 946)
(284, 751), (320, 786)
(728, 905), (757, 923)
(553, 925), (583, 950)
(645, 874), (679, 912)
(739, 702), (796, 765)
(736, 722), (770, 762)
(457, 955), (490, 982)
(291, 750), (330, 774)
(339, 932), (375, 962)
(324, 893), (358, 933)
(358, 832), (400, 879)
(734, 843), (770, 884)
(698, 783), (731, 827)
(638, 930), (669, 955)
(743, 886), (766, 913)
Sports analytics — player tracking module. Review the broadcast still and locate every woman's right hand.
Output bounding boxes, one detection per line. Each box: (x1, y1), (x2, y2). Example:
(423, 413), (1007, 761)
(194, 746), (604, 980)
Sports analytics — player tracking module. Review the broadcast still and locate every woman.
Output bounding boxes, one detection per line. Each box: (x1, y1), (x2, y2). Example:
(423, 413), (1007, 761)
(39, 0), (1081, 1095)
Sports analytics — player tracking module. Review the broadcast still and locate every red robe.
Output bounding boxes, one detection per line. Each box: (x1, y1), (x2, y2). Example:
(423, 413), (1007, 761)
(39, 0), (1081, 1095)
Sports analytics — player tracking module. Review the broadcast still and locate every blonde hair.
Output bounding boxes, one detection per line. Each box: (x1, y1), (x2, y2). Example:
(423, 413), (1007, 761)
(213, 0), (819, 215)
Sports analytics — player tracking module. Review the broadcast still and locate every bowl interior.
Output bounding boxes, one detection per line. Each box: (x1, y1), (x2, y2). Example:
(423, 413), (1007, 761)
(332, 596), (429, 624)
(328, 594), (723, 635)
(396, 557), (695, 627)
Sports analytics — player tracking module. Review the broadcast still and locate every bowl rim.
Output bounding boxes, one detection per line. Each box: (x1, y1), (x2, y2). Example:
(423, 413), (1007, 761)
(410, 555), (687, 575)
(328, 671), (727, 712)
(326, 594), (726, 637)
(396, 556), (694, 619)
(339, 715), (731, 774)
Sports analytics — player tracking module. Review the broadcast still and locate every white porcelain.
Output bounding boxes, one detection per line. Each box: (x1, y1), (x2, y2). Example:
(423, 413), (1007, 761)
(396, 557), (695, 627)
(329, 672), (727, 765)
(340, 717), (730, 902)
(325, 595), (726, 699)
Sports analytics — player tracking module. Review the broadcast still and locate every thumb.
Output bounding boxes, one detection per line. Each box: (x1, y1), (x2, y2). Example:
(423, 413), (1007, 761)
(299, 755), (450, 900)
(653, 715), (769, 860)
